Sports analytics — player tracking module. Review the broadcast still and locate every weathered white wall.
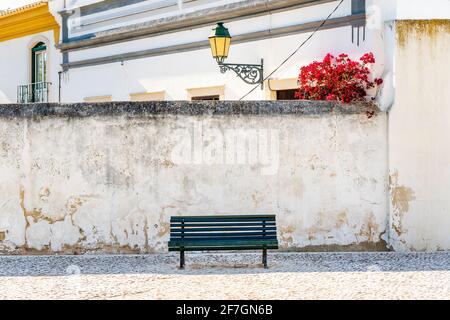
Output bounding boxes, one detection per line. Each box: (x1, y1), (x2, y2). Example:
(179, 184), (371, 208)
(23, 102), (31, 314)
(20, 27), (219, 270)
(0, 30), (62, 104)
(0, 102), (389, 253)
(388, 20), (450, 251)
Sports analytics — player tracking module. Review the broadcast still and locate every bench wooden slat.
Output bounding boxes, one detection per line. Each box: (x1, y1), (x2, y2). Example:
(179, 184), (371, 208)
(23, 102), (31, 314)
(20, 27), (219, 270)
(171, 237), (277, 241)
(171, 232), (276, 237)
(170, 222), (276, 228)
(171, 227), (277, 233)
(169, 245), (279, 252)
(170, 217), (275, 223)
(170, 239), (277, 245)
(171, 215), (275, 222)
(169, 239), (278, 247)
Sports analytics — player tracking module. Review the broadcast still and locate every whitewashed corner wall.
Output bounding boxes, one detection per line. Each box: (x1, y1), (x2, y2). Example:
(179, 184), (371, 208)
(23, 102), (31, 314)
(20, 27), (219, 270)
(388, 20), (450, 251)
(0, 101), (389, 254)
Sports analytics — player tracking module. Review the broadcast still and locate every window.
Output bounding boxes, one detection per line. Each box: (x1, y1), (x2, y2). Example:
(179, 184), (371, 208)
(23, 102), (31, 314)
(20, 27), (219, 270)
(266, 78), (299, 100)
(130, 91), (166, 101)
(191, 95), (220, 101)
(32, 42), (47, 84)
(84, 95), (112, 103)
(187, 85), (225, 100)
(276, 89), (297, 100)
(25, 42), (49, 103)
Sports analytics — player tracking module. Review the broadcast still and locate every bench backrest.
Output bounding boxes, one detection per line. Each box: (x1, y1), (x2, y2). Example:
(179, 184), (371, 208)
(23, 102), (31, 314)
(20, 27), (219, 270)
(170, 215), (277, 245)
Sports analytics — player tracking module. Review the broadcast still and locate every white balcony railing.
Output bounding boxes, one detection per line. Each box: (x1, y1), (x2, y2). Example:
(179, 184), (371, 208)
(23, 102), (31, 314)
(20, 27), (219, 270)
(17, 82), (51, 103)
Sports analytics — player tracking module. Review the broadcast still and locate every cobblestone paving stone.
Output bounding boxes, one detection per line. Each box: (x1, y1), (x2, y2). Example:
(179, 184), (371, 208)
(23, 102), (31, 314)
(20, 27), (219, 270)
(1, 252), (450, 299)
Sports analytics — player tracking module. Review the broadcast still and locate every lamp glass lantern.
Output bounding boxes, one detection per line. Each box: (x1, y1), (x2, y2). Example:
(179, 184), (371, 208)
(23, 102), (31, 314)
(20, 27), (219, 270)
(209, 22), (231, 63)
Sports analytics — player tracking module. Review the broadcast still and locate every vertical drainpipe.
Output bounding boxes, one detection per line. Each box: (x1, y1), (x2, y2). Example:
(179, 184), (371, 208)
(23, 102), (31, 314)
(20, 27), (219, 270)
(60, 10), (74, 66)
(58, 71), (62, 103)
(59, 9), (74, 102)
(351, 0), (366, 46)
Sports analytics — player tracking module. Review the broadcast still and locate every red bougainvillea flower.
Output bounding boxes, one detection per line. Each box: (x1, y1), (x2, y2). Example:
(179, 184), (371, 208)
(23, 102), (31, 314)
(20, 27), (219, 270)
(360, 52), (376, 64)
(374, 78), (384, 86)
(296, 52), (383, 103)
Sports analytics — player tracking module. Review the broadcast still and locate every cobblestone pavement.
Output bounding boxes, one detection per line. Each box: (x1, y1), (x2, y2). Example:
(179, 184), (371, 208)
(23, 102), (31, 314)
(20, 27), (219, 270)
(1, 252), (450, 300)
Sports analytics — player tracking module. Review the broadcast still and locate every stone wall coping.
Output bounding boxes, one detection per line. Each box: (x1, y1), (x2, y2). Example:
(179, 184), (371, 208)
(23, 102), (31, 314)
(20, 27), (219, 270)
(0, 101), (381, 118)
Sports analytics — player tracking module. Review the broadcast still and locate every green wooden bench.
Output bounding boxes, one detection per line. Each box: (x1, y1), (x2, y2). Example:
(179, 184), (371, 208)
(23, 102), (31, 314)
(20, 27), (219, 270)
(168, 215), (278, 269)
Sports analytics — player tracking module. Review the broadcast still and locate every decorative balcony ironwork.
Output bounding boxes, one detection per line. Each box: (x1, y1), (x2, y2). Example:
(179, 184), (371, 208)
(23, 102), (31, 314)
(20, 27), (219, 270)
(17, 82), (51, 103)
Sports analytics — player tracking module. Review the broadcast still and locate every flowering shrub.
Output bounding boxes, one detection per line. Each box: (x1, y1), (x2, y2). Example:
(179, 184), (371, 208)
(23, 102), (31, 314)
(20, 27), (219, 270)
(296, 52), (383, 103)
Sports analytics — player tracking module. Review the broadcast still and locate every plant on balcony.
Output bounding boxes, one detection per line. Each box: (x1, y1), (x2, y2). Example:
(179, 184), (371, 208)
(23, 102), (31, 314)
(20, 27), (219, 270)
(296, 52), (383, 103)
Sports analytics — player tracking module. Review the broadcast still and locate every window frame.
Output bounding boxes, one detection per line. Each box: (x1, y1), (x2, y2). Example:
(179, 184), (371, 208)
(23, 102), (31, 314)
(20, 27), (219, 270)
(31, 42), (47, 84)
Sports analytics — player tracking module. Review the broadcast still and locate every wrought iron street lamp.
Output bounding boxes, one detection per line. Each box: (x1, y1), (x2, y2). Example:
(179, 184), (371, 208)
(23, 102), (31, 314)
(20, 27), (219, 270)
(209, 22), (264, 87)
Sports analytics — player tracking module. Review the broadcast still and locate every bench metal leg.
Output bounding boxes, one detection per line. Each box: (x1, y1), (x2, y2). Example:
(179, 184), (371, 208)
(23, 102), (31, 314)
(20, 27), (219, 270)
(180, 250), (185, 269)
(262, 248), (268, 268)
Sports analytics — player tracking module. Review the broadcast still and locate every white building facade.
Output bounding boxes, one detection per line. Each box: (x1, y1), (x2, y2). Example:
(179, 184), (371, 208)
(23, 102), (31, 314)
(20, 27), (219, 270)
(0, 0), (448, 104)
(57, 0), (375, 102)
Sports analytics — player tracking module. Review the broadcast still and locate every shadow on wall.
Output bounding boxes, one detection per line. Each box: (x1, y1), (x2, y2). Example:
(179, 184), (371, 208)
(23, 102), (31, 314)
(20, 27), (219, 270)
(0, 90), (11, 104)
